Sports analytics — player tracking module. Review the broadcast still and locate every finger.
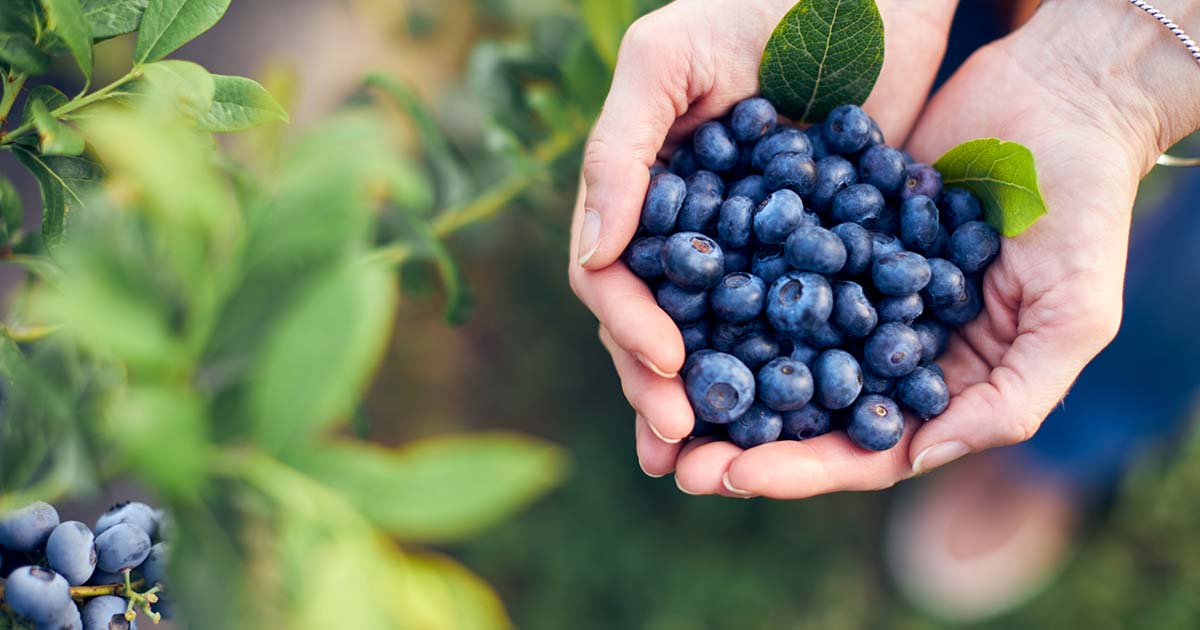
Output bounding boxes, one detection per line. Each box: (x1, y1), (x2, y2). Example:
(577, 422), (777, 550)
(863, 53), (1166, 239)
(570, 224), (686, 376)
(673, 438), (747, 497)
(910, 290), (1121, 474)
(636, 414), (683, 477)
(598, 325), (694, 441)
(722, 417), (921, 499)
(575, 12), (691, 270)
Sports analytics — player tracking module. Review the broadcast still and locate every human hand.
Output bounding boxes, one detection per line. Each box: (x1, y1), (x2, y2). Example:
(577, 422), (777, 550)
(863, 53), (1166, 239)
(569, 0), (962, 481)
(702, 0), (1200, 498)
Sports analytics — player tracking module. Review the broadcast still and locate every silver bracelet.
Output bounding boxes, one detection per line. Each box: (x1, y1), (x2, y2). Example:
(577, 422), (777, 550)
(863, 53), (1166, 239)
(1126, 0), (1200, 167)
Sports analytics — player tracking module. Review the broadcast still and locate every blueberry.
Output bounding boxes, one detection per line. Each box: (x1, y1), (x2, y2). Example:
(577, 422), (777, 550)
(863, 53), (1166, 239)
(922, 362), (946, 380)
(677, 191), (723, 233)
(728, 403), (784, 448)
(711, 272), (767, 323)
(690, 418), (727, 439)
(831, 223), (873, 277)
(847, 395), (904, 451)
(869, 231), (905, 263)
(711, 319), (766, 353)
(949, 220), (1001, 274)
(756, 357), (814, 411)
(896, 366), (950, 419)
(731, 332), (779, 371)
(900, 163), (943, 202)
(4, 566), (72, 625)
(715, 197), (754, 248)
(723, 247), (750, 273)
(900, 195), (940, 253)
(0, 502), (60, 552)
(831, 184), (885, 225)
(680, 319), (711, 354)
(683, 349), (718, 377)
(87, 569), (128, 586)
(640, 173), (686, 234)
(45, 521), (96, 586)
(822, 104), (872, 155)
(141, 542), (168, 587)
(46, 602), (83, 630)
(868, 205), (900, 235)
(669, 145), (700, 177)
(656, 282), (709, 323)
(683, 352), (756, 424)
(751, 127), (812, 170)
(662, 232), (724, 290)
(764, 152), (818, 196)
(809, 156), (858, 212)
(750, 245), (789, 286)
(864, 322), (923, 378)
(789, 340), (820, 366)
(876, 293), (924, 325)
(865, 118), (885, 147)
(650, 165), (669, 178)
(804, 125), (831, 160)
(731, 97), (778, 143)
(927, 224), (950, 258)
(82, 596), (134, 630)
(899, 149), (916, 164)
(766, 272), (833, 335)
(912, 320), (950, 361)
(753, 189), (806, 244)
(858, 144), (906, 195)
(686, 170), (725, 198)
(624, 236), (666, 280)
(941, 187), (983, 231)
(728, 175), (768, 205)
(784, 226), (847, 275)
(873, 251), (932, 296)
(693, 121), (739, 172)
(813, 349), (863, 409)
(861, 370), (895, 395)
(923, 258), (967, 305)
(94, 523), (151, 573)
(833, 281), (878, 338)
(803, 320), (847, 350)
(780, 404), (832, 440)
(932, 278), (983, 326)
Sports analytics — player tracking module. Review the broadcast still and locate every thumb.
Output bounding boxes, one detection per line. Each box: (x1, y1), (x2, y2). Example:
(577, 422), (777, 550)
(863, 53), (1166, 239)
(577, 16), (688, 270)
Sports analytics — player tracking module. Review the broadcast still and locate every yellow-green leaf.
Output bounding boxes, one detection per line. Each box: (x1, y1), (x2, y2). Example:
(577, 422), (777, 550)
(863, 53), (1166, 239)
(39, 0), (93, 81)
(581, 0), (634, 71)
(30, 98), (85, 156)
(134, 0), (230, 63)
(934, 138), (1048, 237)
(199, 74), (288, 132)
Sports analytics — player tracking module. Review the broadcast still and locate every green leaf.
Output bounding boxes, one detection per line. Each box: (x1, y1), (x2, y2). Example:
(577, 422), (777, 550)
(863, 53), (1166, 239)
(39, 0), (94, 81)
(199, 74), (288, 132)
(82, 0), (149, 39)
(933, 138), (1048, 237)
(138, 58), (215, 118)
(134, 0), (230, 63)
(20, 85), (69, 128)
(107, 385), (210, 495)
(0, 31), (50, 74)
(294, 433), (569, 543)
(13, 148), (103, 249)
(30, 98), (86, 156)
(758, 0), (885, 122)
(0, 175), (22, 238)
(581, 0), (634, 71)
(404, 552), (514, 630)
(411, 220), (474, 325)
(249, 260), (397, 452)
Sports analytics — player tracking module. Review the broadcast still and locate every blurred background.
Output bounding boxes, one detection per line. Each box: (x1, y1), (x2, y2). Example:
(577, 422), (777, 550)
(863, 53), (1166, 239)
(5, 0), (1198, 628)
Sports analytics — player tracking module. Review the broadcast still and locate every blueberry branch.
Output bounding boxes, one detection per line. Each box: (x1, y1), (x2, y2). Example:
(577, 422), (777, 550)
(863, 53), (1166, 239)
(0, 67), (144, 145)
(0, 73), (28, 131)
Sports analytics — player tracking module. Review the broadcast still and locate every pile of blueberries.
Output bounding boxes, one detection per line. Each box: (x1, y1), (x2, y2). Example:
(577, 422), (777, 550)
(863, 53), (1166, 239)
(0, 501), (170, 629)
(625, 98), (1000, 452)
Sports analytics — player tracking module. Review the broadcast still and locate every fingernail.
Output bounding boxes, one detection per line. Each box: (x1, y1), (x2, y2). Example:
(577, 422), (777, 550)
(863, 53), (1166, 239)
(675, 475), (700, 496)
(577, 209), (601, 266)
(635, 353), (678, 379)
(722, 472), (754, 497)
(639, 459), (666, 478)
(912, 441), (970, 475)
(648, 420), (686, 444)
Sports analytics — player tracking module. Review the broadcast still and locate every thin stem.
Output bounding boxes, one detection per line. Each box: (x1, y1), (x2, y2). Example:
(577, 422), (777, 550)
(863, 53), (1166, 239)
(1, 67), (143, 144)
(0, 579), (146, 600)
(0, 74), (28, 130)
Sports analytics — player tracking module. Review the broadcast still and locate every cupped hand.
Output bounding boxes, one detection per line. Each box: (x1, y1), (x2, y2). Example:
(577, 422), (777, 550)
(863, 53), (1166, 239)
(569, 0), (961, 483)
(712, 2), (1195, 498)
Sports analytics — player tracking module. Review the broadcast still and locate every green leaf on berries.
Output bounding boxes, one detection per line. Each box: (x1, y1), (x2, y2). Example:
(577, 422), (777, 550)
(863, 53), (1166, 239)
(250, 259), (397, 452)
(0, 31), (51, 74)
(13, 148), (103, 250)
(39, 0), (94, 81)
(295, 434), (569, 543)
(758, 0), (885, 122)
(82, 0), (149, 39)
(581, 0), (635, 71)
(934, 138), (1048, 237)
(30, 98), (86, 156)
(199, 74), (288, 132)
(134, 0), (230, 63)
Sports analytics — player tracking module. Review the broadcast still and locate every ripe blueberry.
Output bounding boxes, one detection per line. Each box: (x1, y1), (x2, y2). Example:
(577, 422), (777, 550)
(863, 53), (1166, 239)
(832, 281), (878, 338)
(832, 183), (885, 225)
(756, 357), (815, 411)
(900, 163), (943, 202)
(711, 272), (767, 323)
(949, 220), (1001, 274)
(766, 271), (833, 335)
(813, 349), (863, 409)
(822, 104), (872, 155)
(781, 404), (832, 440)
(912, 320), (950, 361)
(640, 173), (686, 234)
(764, 152), (818, 196)
(731, 332), (780, 371)
(0, 502), (60, 552)
(785, 226), (847, 275)
(858, 144), (906, 194)
(900, 195), (940, 253)
(809, 155), (858, 212)
(728, 403), (784, 449)
(932, 278), (983, 326)
(864, 322), (923, 378)
(876, 293), (924, 325)
(677, 191), (723, 233)
(751, 127), (812, 170)
(941, 187), (983, 231)
(693, 121), (739, 172)
(831, 222), (873, 277)
(656, 282), (709, 324)
(923, 258), (967, 305)
(731, 97), (778, 143)
(661, 232), (724, 290)
(683, 352), (756, 424)
(847, 395), (904, 451)
(728, 175), (768, 205)
(624, 236), (666, 280)
(46, 521), (97, 586)
(5, 566), (72, 625)
(873, 251), (932, 296)
(753, 189), (806, 244)
(94, 523), (152, 573)
(680, 319), (711, 354)
(896, 366), (951, 419)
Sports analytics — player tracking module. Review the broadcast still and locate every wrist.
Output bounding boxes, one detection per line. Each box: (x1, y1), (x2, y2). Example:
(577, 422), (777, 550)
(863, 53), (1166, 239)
(1011, 0), (1200, 171)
